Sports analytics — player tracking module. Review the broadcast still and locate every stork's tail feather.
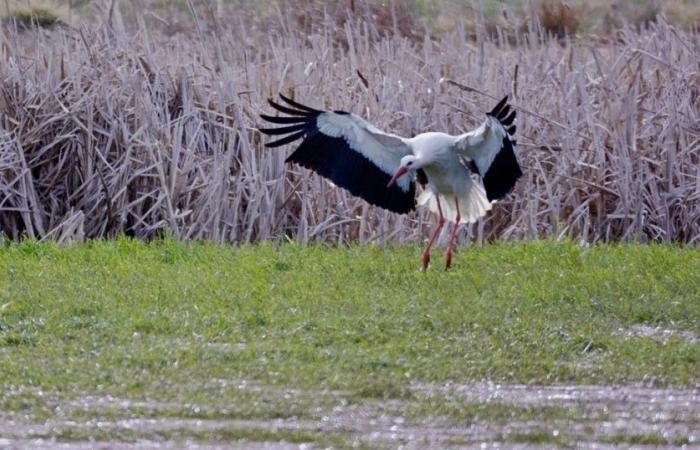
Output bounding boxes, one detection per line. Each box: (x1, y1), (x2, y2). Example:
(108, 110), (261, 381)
(418, 184), (492, 224)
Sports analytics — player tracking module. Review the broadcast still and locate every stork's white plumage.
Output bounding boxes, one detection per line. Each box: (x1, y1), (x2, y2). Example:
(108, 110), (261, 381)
(260, 94), (521, 270)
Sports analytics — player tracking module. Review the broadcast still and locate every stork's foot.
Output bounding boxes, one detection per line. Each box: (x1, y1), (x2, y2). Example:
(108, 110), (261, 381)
(422, 252), (430, 272)
(445, 250), (453, 270)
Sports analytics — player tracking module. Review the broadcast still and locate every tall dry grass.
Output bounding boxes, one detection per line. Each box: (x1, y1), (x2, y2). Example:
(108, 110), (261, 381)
(0, 2), (699, 245)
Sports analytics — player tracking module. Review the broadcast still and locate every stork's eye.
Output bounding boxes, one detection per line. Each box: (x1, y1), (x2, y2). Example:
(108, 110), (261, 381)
(406, 161), (413, 167)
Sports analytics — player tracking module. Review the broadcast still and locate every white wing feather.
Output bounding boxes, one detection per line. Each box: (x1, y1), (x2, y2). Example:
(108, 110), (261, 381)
(316, 112), (413, 192)
(453, 116), (508, 175)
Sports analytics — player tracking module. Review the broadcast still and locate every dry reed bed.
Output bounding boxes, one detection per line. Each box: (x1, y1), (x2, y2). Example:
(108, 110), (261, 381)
(0, 13), (699, 244)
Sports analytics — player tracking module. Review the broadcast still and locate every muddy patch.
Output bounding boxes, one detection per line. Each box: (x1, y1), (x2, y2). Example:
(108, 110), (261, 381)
(422, 382), (700, 417)
(416, 382), (700, 444)
(0, 438), (299, 449)
(1, 383), (699, 449)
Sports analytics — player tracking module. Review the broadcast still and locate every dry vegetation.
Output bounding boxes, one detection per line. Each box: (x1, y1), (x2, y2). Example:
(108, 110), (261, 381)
(0, 0), (699, 244)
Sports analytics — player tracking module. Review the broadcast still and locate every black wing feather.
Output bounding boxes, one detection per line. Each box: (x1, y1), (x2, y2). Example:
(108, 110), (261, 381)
(481, 98), (521, 201)
(495, 105), (511, 121)
(264, 129), (309, 148)
(279, 93), (322, 114)
(268, 99), (315, 117)
(482, 136), (522, 201)
(259, 114), (309, 125)
(501, 110), (516, 126)
(258, 123), (307, 135)
(489, 96), (509, 117)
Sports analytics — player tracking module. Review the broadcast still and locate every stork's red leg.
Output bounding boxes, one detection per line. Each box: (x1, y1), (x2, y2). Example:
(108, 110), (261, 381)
(445, 198), (461, 270)
(422, 196), (445, 272)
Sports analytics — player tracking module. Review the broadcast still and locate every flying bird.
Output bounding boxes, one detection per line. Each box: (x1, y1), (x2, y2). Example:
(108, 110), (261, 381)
(259, 94), (521, 271)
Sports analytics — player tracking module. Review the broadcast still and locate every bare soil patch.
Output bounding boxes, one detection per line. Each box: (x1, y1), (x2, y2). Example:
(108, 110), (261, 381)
(616, 325), (700, 345)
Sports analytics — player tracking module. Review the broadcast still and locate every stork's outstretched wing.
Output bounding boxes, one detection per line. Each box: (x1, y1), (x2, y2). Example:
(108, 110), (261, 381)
(454, 96), (522, 201)
(260, 94), (416, 214)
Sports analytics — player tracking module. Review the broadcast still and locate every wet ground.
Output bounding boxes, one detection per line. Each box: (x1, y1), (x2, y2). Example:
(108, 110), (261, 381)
(1, 382), (698, 449)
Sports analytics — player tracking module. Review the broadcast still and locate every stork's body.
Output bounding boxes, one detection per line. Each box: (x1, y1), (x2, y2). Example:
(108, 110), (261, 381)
(394, 132), (493, 269)
(260, 95), (521, 270)
(409, 132), (474, 201)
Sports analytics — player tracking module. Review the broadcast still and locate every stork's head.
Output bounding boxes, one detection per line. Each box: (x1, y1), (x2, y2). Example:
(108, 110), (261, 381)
(387, 155), (422, 188)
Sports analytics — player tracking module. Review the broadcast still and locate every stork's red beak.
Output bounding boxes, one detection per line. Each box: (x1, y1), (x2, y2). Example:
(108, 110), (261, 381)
(387, 166), (408, 188)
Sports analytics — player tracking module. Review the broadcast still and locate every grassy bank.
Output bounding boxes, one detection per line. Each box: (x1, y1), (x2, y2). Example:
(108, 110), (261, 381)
(0, 240), (698, 446)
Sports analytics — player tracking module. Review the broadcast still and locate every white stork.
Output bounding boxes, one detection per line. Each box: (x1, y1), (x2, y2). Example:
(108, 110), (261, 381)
(259, 94), (521, 271)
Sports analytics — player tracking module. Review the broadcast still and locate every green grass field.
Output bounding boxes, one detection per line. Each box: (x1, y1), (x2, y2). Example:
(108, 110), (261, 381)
(1, 240), (699, 447)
